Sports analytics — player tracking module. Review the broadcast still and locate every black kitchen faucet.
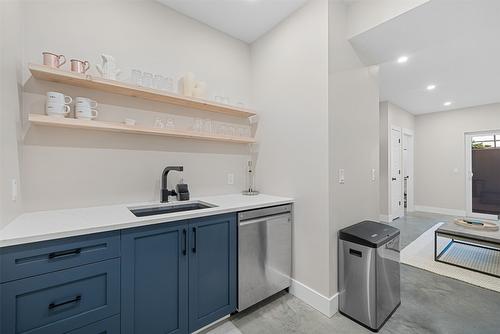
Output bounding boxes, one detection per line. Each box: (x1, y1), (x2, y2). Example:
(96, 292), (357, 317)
(161, 166), (183, 202)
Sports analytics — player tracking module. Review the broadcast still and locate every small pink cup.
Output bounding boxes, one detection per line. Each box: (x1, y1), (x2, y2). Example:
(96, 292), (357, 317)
(70, 59), (90, 74)
(43, 52), (66, 68)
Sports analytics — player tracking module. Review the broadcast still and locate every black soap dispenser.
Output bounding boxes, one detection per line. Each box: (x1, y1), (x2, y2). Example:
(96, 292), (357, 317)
(176, 178), (190, 201)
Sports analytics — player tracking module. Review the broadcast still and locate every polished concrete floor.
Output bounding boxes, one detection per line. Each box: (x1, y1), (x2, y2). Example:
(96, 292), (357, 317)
(207, 212), (500, 334)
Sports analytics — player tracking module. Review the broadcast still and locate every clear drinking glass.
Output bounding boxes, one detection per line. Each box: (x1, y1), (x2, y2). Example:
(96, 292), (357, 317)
(131, 69), (142, 86)
(165, 118), (175, 129)
(192, 118), (203, 132)
(165, 77), (174, 92)
(202, 119), (212, 134)
(238, 126), (251, 137)
(153, 74), (166, 90)
(142, 72), (153, 88)
(154, 117), (164, 128)
(226, 125), (235, 137)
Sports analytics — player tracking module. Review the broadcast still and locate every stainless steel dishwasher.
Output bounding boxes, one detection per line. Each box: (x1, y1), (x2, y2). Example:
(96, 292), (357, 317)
(237, 204), (292, 311)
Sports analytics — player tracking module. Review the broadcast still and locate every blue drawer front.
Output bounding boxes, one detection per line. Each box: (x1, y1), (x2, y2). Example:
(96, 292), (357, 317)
(0, 232), (120, 283)
(0, 258), (120, 334)
(66, 315), (120, 334)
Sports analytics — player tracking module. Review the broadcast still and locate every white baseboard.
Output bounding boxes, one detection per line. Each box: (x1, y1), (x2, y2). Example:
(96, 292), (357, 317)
(379, 214), (392, 223)
(414, 205), (465, 216)
(289, 279), (338, 318)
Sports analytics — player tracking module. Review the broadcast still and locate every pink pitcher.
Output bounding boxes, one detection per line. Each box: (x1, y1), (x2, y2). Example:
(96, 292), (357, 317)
(70, 59), (90, 74)
(43, 52), (66, 68)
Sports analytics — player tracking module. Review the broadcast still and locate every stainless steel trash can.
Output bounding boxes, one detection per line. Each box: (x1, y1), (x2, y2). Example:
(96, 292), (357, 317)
(339, 221), (401, 332)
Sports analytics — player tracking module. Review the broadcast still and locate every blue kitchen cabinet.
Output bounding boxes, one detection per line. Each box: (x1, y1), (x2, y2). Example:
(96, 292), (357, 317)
(1, 212), (237, 334)
(0, 259), (120, 334)
(188, 214), (237, 332)
(121, 222), (189, 334)
(120, 213), (237, 334)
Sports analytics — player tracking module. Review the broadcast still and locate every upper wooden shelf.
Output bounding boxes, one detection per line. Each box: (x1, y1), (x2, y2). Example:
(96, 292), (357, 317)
(29, 63), (256, 118)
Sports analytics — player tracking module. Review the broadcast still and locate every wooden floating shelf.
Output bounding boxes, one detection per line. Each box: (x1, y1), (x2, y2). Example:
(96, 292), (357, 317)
(29, 63), (256, 118)
(29, 114), (256, 144)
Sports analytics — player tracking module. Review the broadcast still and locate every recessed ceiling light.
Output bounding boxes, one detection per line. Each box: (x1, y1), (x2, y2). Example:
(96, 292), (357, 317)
(397, 56), (409, 64)
(443, 101), (452, 106)
(426, 84), (436, 90)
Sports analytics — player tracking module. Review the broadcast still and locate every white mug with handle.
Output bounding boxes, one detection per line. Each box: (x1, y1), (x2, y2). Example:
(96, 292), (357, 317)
(47, 91), (72, 105)
(75, 97), (98, 108)
(46, 102), (70, 117)
(75, 106), (98, 120)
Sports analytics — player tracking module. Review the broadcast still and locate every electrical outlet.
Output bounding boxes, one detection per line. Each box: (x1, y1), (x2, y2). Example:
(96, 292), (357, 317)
(227, 173), (234, 185)
(11, 179), (17, 201)
(371, 168), (376, 181)
(339, 169), (345, 184)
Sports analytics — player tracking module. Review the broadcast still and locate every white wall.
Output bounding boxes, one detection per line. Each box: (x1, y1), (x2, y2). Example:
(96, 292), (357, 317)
(415, 103), (500, 213)
(0, 0), (23, 228)
(20, 0), (253, 211)
(379, 101), (414, 216)
(251, 0), (331, 297)
(329, 0), (380, 293)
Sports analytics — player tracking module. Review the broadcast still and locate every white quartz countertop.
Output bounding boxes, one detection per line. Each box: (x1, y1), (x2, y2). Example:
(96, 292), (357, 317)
(0, 194), (293, 247)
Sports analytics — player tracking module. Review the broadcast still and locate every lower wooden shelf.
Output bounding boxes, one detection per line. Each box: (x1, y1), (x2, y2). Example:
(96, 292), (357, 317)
(28, 114), (256, 144)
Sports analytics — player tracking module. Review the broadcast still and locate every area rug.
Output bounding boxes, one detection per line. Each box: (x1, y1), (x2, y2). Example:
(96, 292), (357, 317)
(400, 222), (500, 292)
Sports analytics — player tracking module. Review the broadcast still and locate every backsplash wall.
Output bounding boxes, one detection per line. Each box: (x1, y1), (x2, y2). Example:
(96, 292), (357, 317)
(20, 0), (252, 212)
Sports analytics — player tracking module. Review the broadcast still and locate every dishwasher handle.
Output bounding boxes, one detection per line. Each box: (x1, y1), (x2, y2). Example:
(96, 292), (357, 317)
(239, 213), (291, 227)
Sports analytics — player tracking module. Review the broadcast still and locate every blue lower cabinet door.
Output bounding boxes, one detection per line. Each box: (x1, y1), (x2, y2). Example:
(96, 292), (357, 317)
(0, 259), (120, 334)
(188, 214), (237, 332)
(121, 223), (188, 334)
(66, 315), (120, 334)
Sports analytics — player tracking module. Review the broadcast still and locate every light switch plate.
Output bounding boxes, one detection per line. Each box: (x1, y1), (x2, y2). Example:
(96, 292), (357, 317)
(227, 173), (234, 185)
(339, 169), (345, 184)
(11, 179), (17, 201)
(371, 168), (376, 181)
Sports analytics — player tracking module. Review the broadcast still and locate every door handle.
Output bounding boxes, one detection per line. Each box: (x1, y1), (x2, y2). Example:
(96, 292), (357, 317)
(392, 177), (397, 181)
(192, 227), (197, 253)
(182, 228), (187, 256)
(48, 295), (81, 310)
(48, 248), (81, 259)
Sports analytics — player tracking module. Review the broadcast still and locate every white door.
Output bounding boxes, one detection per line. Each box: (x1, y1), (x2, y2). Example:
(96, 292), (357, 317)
(391, 128), (403, 219)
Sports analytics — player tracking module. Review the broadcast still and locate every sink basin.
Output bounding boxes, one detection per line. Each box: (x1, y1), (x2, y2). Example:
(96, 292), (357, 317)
(129, 201), (216, 217)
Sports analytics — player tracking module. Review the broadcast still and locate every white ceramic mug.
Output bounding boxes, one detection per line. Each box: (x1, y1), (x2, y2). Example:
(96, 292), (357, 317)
(75, 106), (98, 120)
(46, 102), (70, 117)
(75, 97), (98, 108)
(47, 91), (72, 104)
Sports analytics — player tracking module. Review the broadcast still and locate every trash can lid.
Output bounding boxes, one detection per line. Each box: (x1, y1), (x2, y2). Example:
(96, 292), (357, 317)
(339, 221), (400, 248)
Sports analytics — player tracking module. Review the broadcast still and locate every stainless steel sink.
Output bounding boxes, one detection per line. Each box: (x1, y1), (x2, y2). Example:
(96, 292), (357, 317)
(129, 201), (216, 217)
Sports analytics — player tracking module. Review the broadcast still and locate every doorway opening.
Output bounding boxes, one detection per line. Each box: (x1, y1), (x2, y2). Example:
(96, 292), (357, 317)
(390, 127), (403, 219)
(403, 130), (414, 213)
(465, 131), (500, 219)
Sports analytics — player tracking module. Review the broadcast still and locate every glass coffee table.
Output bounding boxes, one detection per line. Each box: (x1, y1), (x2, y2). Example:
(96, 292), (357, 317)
(434, 222), (500, 278)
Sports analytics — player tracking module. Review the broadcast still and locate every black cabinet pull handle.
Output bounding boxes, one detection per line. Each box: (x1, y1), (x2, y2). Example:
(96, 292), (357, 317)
(48, 248), (81, 259)
(48, 295), (81, 310)
(192, 227), (197, 253)
(391, 177), (397, 181)
(349, 249), (362, 257)
(182, 229), (187, 255)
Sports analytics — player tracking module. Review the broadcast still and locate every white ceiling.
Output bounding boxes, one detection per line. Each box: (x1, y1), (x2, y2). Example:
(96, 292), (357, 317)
(157, 0), (307, 43)
(349, 0), (500, 115)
